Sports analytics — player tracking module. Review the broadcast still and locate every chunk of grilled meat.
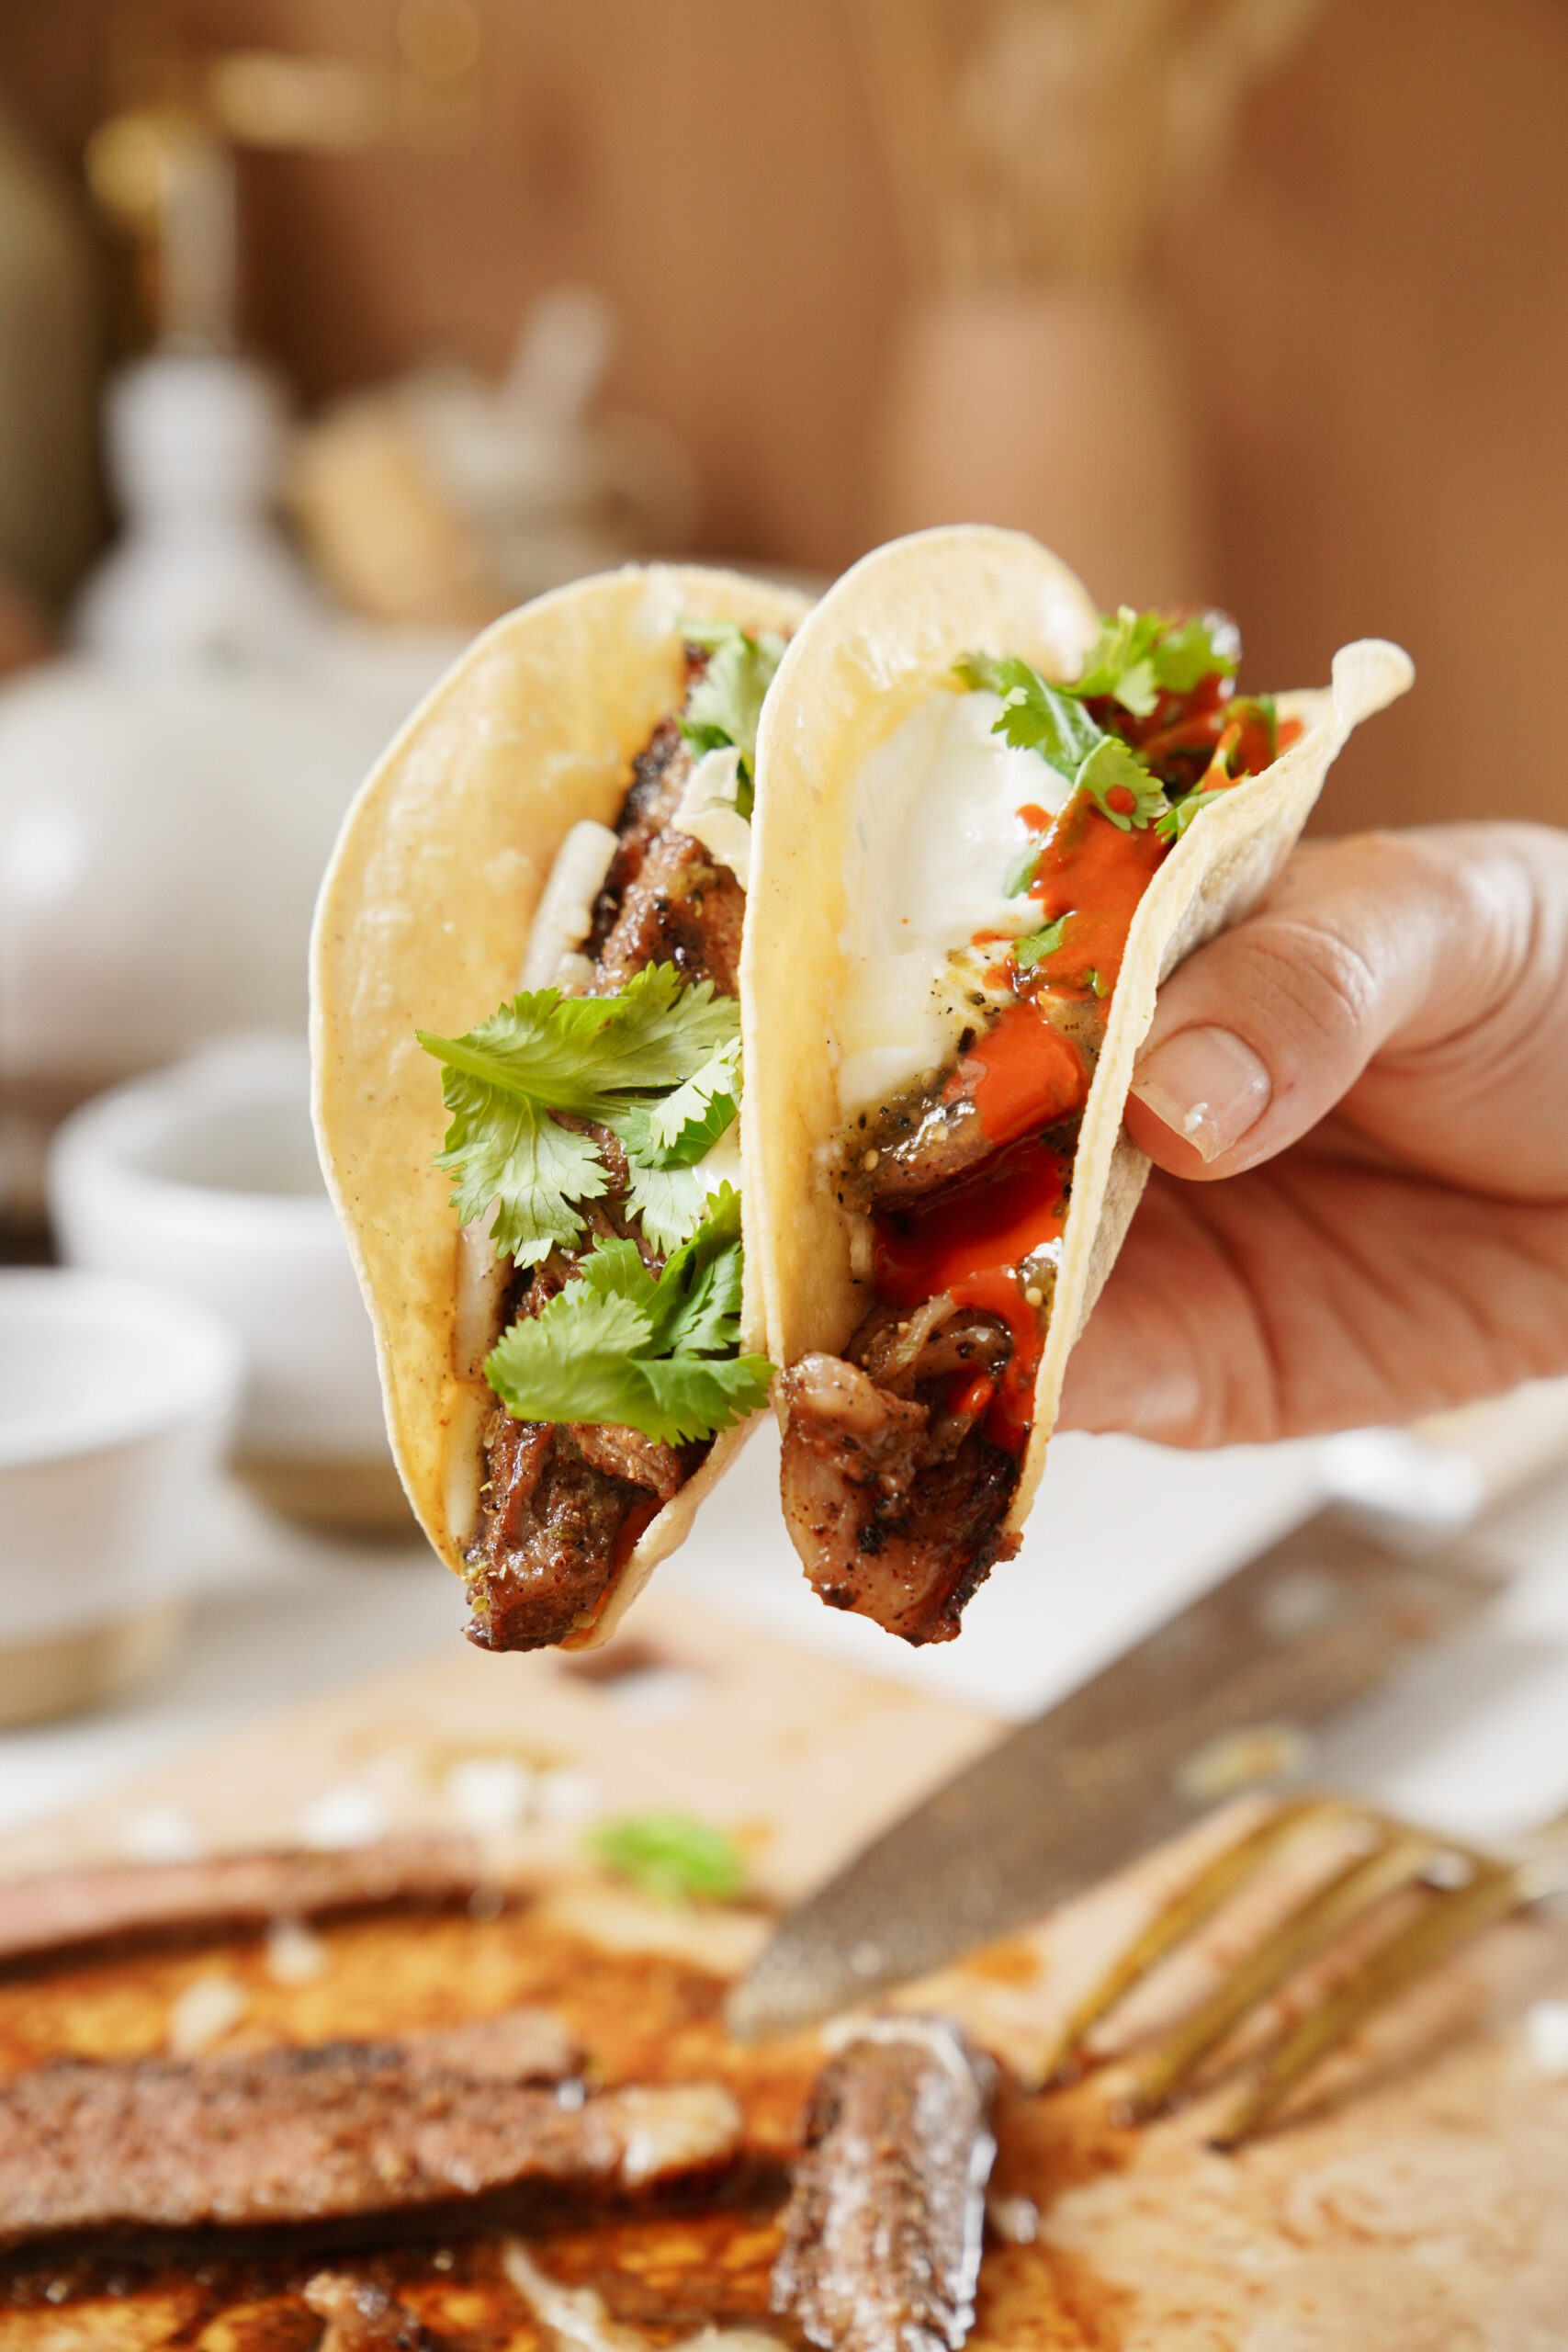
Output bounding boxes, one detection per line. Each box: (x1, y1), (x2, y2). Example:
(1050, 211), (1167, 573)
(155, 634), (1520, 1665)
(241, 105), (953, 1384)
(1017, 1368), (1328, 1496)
(467, 1416), (665, 1652)
(772, 2020), (996, 2352)
(0, 2021), (740, 2242)
(582, 717), (691, 954)
(776, 1299), (1021, 1645)
(840, 995), (1105, 1216)
(593, 828), (747, 1000)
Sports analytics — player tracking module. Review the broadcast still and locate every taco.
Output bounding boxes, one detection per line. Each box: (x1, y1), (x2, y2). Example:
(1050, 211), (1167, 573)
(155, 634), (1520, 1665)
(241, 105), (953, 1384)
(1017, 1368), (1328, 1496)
(741, 526), (1411, 1645)
(312, 564), (810, 1652)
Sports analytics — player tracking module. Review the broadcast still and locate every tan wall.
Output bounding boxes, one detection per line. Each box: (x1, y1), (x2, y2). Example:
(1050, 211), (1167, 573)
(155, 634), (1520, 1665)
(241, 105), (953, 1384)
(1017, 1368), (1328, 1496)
(3, 0), (1564, 833)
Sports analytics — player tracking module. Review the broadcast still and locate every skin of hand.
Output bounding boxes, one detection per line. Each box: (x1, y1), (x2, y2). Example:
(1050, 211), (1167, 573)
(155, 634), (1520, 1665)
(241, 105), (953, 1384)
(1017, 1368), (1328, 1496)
(1056, 823), (1568, 1445)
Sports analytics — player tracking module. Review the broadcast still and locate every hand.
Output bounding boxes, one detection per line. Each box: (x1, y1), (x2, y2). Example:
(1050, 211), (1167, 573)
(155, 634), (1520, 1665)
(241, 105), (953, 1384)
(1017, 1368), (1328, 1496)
(1057, 824), (1568, 1444)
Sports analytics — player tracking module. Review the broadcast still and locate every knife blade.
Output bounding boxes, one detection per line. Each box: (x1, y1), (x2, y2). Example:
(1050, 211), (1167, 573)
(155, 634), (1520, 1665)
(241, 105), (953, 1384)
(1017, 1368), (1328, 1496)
(726, 1507), (1506, 2038)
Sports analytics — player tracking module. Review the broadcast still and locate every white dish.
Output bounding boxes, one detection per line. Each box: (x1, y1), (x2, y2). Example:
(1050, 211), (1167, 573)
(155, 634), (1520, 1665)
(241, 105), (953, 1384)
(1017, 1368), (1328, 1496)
(46, 1035), (406, 1532)
(0, 1268), (241, 1720)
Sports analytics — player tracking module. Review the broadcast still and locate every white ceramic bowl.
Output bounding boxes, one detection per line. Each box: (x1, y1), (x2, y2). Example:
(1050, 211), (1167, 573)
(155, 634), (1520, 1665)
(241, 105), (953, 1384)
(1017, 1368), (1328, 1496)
(0, 1268), (241, 1723)
(46, 1035), (406, 1534)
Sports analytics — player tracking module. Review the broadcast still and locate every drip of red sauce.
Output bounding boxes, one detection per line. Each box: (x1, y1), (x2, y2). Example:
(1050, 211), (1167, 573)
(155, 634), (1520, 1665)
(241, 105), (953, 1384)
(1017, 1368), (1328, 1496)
(1023, 786), (1168, 995)
(874, 1133), (1067, 1452)
(942, 999), (1089, 1148)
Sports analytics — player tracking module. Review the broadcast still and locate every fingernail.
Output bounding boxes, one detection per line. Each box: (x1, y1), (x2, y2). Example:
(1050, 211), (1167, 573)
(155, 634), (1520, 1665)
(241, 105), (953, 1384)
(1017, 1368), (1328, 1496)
(1130, 1026), (1271, 1162)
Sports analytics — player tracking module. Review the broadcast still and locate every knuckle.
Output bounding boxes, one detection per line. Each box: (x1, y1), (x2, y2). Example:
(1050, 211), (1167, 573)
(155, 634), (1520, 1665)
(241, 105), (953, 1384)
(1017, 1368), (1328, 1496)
(1245, 915), (1382, 1063)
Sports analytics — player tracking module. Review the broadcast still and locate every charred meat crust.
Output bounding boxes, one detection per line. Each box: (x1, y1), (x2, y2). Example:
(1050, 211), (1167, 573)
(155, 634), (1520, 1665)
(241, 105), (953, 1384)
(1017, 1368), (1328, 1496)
(772, 2023), (997, 2352)
(0, 2029), (739, 2241)
(592, 829), (747, 1000)
(462, 667), (739, 1654)
(776, 1287), (1024, 1646)
(466, 1413), (681, 1653)
(778, 1355), (1019, 1647)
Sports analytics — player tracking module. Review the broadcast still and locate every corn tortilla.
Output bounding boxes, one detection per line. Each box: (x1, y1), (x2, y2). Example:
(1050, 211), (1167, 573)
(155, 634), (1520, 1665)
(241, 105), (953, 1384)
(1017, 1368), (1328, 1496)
(311, 564), (811, 1645)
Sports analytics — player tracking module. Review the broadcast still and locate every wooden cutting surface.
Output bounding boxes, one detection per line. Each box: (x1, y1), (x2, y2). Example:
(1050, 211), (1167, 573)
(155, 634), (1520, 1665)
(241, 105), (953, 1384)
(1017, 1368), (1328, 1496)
(1, 1589), (1565, 2350)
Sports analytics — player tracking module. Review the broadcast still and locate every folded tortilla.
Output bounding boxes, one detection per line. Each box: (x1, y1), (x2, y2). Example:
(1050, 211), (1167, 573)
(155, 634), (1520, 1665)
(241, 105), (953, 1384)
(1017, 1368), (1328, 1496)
(311, 563), (810, 1645)
(742, 525), (1412, 1559)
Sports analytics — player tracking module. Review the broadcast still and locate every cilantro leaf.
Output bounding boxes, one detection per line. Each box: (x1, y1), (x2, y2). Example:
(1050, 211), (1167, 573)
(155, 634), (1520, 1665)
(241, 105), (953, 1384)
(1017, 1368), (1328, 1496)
(1155, 785), (1233, 844)
(679, 621), (788, 778)
(1013, 915), (1068, 971)
(955, 652), (1104, 781)
(585, 1810), (746, 1905)
(1072, 606), (1238, 713)
(486, 1283), (656, 1426)
(428, 1071), (608, 1267)
(622, 1159), (712, 1256)
(646, 1036), (741, 1161)
(419, 967), (734, 1123)
(1002, 835), (1044, 897)
(1074, 606), (1165, 715)
(418, 967), (740, 1262)
(483, 1186), (771, 1444)
(484, 1283), (770, 1444)
(1153, 614), (1237, 693)
(643, 1183), (746, 1355)
(1077, 737), (1169, 832)
(573, 1236), (659, 1312)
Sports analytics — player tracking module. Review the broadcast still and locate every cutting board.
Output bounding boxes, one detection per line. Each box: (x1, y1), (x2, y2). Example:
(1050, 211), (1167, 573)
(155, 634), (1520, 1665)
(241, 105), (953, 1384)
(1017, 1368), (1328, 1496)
(1, 1590), (1564, 2352)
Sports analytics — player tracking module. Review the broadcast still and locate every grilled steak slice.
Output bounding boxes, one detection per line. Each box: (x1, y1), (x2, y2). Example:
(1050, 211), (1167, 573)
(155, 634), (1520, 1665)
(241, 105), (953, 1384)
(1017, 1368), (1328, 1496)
(400, 2010), (581, 2083)
(0, 2027), (740, 2242)
(850, 1096), (994, 1213)
(467, 1417), (656, 1651)
(772, 2020), (996, 2352)
(776, 1327), (1020, 1645)
(593, 829), (746, 998)
(583, 718), (692, 956)
(0, 1841), (484, 1973)
(571, 1421), (689, 1500)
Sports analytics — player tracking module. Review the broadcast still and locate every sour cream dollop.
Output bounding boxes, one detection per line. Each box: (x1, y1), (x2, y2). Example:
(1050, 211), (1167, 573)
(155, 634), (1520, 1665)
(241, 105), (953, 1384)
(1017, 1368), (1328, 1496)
(836, 689), (1073, 1114)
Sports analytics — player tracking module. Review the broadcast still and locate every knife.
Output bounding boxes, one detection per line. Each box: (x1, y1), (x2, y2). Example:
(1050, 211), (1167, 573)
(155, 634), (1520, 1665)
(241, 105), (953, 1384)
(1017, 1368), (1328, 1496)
(727, 1389), (1568, 2040)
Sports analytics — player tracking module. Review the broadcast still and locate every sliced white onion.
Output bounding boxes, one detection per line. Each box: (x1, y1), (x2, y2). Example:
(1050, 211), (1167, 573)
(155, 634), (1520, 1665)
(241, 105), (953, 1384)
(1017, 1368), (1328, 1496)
(454, 1203), (506, 1381)
(522, 819), (619, 989)
(675, 745), (751, 889)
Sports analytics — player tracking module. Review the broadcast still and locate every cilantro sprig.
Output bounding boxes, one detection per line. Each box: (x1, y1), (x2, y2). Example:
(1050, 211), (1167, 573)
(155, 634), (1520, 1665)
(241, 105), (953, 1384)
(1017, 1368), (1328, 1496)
(484, 1185), (770, 1445)
(1155, 785), (1230, 844)
(1076, 737), (1169, 832)
(418, 964), (741, 1266)
(1012, 915), (1068, 972)
(585, 1809), (747, 1905)
(677, 620), (788, 810)
(955, 652), (1105, 778)
(955, 608), (1240, 842)
(955, 650), (1172, 838)
(1075, 606), (1236, 717)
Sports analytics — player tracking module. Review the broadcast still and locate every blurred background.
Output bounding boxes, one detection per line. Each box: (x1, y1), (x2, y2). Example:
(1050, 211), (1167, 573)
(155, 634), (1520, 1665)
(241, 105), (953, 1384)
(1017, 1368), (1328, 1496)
(1, 0), (1566, 1744)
